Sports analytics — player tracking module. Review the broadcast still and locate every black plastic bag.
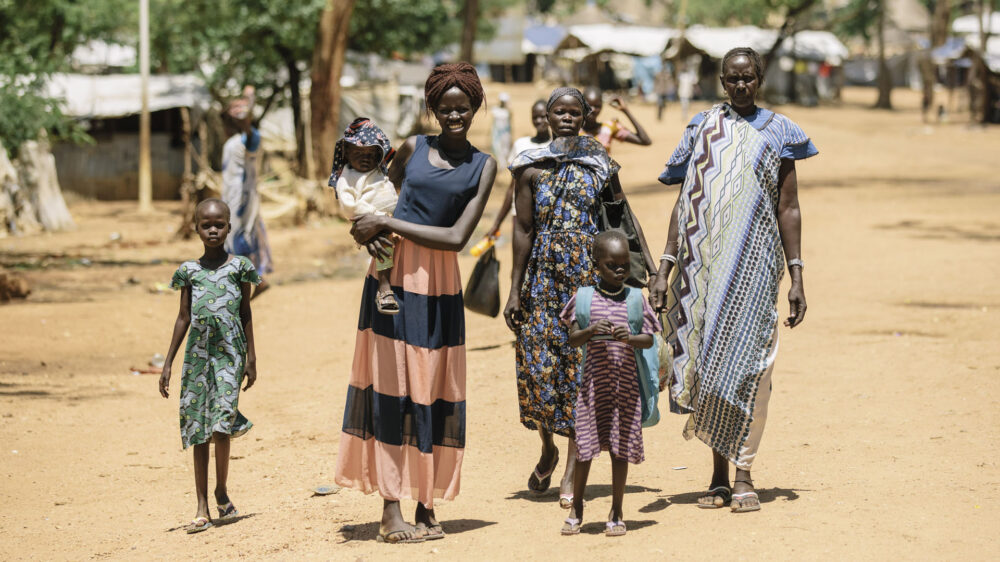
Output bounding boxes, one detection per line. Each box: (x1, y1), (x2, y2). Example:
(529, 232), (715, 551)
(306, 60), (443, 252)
(464, 246), (500, 317)
(597, 189), (648, 287)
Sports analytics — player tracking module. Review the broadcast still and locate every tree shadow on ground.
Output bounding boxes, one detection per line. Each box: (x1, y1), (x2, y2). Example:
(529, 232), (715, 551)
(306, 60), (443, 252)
(338, 519), (496, 542)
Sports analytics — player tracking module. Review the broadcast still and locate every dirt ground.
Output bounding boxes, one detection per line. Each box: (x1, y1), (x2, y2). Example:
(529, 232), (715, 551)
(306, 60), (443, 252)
(1, 85), (998, 561)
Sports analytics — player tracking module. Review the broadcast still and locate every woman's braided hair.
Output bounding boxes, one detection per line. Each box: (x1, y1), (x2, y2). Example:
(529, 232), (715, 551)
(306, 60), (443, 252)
(424, 62), (485, 113)
(721, 47), (765, 82)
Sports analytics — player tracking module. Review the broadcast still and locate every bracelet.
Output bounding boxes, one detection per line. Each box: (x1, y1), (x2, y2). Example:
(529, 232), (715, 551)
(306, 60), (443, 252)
(660, 253), (677, 264)
(787, 258), (804, 270)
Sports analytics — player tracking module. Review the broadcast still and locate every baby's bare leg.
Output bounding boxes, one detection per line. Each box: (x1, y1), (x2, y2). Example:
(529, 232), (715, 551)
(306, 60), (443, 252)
(375, 254), (398, 314)
(377, 268), (393, 294)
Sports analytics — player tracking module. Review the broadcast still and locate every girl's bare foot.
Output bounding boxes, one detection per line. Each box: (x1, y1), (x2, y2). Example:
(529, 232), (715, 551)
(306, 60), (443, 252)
(561, 504), (582, 535)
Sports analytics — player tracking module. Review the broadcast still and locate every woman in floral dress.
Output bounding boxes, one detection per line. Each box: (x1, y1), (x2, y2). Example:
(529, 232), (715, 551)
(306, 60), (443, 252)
(503, 87), (653, 507)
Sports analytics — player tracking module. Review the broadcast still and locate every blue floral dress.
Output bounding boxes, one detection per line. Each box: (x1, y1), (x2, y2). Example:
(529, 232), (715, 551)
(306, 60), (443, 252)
(509, 135), (620, 436)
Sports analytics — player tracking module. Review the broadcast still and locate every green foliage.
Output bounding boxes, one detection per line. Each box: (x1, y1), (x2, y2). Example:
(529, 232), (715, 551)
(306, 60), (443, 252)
(147, 0), (327, 105)
(835, 0), (880, 42)
(0, 0), (131, 155)
(350, 0), (459, 57)
(0, 78), (92, 158)
(0, 0), (519, 155)
(681, 0), (815, 27)
(350, 0), (513, 58)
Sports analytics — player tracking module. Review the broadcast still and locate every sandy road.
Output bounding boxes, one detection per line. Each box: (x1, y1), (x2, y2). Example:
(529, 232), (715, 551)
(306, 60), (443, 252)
(1, 86), (998, 560)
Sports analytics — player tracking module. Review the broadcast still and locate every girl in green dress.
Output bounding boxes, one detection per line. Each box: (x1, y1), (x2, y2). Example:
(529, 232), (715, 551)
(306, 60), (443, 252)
(159, 198), (260, 534)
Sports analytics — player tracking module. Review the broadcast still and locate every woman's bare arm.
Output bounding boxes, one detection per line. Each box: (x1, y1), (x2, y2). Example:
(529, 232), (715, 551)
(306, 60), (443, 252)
(776, 159), (806, 328)
(649, 192), (681, 311)
(159, 287), (192, 398)
(502, 166), (538, 330)
(356, 157), (498, 251)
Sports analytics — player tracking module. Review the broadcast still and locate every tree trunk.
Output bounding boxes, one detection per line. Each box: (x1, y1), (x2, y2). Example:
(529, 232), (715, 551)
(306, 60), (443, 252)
(874, 0), (893, 110)
(0, 137), (74, 236)
(175, 107), (197, 239)
(310, 0), (357, 181)
(461, 0), (479, 63)
(976, 0), (994, 124)
(931, 0), (950, 47)
(16, 136), (74, 232)
(762, 0), (819, 72)
(920, 0), (950, 121)
(277, 44), (307, 176)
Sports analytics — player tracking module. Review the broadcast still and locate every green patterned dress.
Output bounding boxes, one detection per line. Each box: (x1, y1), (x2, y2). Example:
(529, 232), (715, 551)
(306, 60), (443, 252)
(170, 256), (260, 448)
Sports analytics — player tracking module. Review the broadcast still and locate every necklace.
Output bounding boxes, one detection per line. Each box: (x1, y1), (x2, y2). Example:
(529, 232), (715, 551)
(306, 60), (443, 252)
(597, 284), (625, 297)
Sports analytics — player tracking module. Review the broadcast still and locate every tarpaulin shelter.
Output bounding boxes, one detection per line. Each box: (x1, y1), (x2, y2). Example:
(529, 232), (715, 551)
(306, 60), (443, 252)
(952, 12), (1000, 35)
(556, 24), (678, 58)
(523, 24), (566, 56)
(554, 24), (678, 88)
(44, 74), (211, 200)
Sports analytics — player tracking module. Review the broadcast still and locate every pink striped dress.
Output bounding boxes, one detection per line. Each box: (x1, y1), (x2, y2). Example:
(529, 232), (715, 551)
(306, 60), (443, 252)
(335, 135), (489, 508)
(560, 290), (661, 464)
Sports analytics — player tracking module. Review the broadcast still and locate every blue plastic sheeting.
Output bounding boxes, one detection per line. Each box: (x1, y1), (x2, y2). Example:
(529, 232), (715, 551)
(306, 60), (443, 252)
(523, 24), (566, 54)
(632, 55), (663, 95)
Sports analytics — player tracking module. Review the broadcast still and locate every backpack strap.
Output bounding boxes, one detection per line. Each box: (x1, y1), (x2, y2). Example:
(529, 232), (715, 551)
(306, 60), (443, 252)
(574, 286), (594, 330)
(625, 287), (644, 335)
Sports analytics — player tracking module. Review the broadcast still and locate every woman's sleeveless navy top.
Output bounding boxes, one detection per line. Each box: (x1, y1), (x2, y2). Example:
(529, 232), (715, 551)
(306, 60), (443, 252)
(392, 135), (489, 228)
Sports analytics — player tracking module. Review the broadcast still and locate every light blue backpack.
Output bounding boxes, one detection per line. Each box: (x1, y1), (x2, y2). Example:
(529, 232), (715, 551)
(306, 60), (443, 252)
(574, 286), (661, 428)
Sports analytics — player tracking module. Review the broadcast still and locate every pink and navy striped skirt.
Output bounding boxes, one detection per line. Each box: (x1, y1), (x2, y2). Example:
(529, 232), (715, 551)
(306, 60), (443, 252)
(335, 238), (465, 508)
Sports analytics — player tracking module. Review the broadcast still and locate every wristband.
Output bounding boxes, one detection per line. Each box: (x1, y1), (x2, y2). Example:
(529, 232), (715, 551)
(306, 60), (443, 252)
(787, 258), (804, 270)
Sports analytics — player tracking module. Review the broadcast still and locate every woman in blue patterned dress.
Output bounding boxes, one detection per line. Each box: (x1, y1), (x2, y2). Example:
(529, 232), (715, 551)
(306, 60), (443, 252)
(649, 48), (817, 513)
(504, 87), (654, 508)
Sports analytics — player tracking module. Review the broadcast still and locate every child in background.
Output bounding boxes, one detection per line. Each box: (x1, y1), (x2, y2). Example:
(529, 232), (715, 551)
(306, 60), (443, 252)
(159, 198), (260, 534)
(328, 117), (399, 315)
(559, 231), (661, 537)
(475, 99), (552, 251)
(491, 92), (514, 166)
(581, 87), (652, 153)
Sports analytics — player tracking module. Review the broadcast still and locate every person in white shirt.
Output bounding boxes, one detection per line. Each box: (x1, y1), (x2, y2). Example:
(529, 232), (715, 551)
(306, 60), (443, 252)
(480, 99), (551, 242)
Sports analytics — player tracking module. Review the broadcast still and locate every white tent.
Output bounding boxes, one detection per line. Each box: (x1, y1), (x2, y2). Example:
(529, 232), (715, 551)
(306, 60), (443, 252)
(45, 73), (210, 119)
(784, 30), (850, 65)
(70, 40), (136, 70)
(664, 26), (847, 64)
(556, 24), (678, 57)
(952, 12), (1000, 35)
(665, 26), (774, 59)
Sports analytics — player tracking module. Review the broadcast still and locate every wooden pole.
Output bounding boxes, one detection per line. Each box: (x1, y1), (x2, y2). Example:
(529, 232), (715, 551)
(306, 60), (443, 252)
(138, 0), (153, 212)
